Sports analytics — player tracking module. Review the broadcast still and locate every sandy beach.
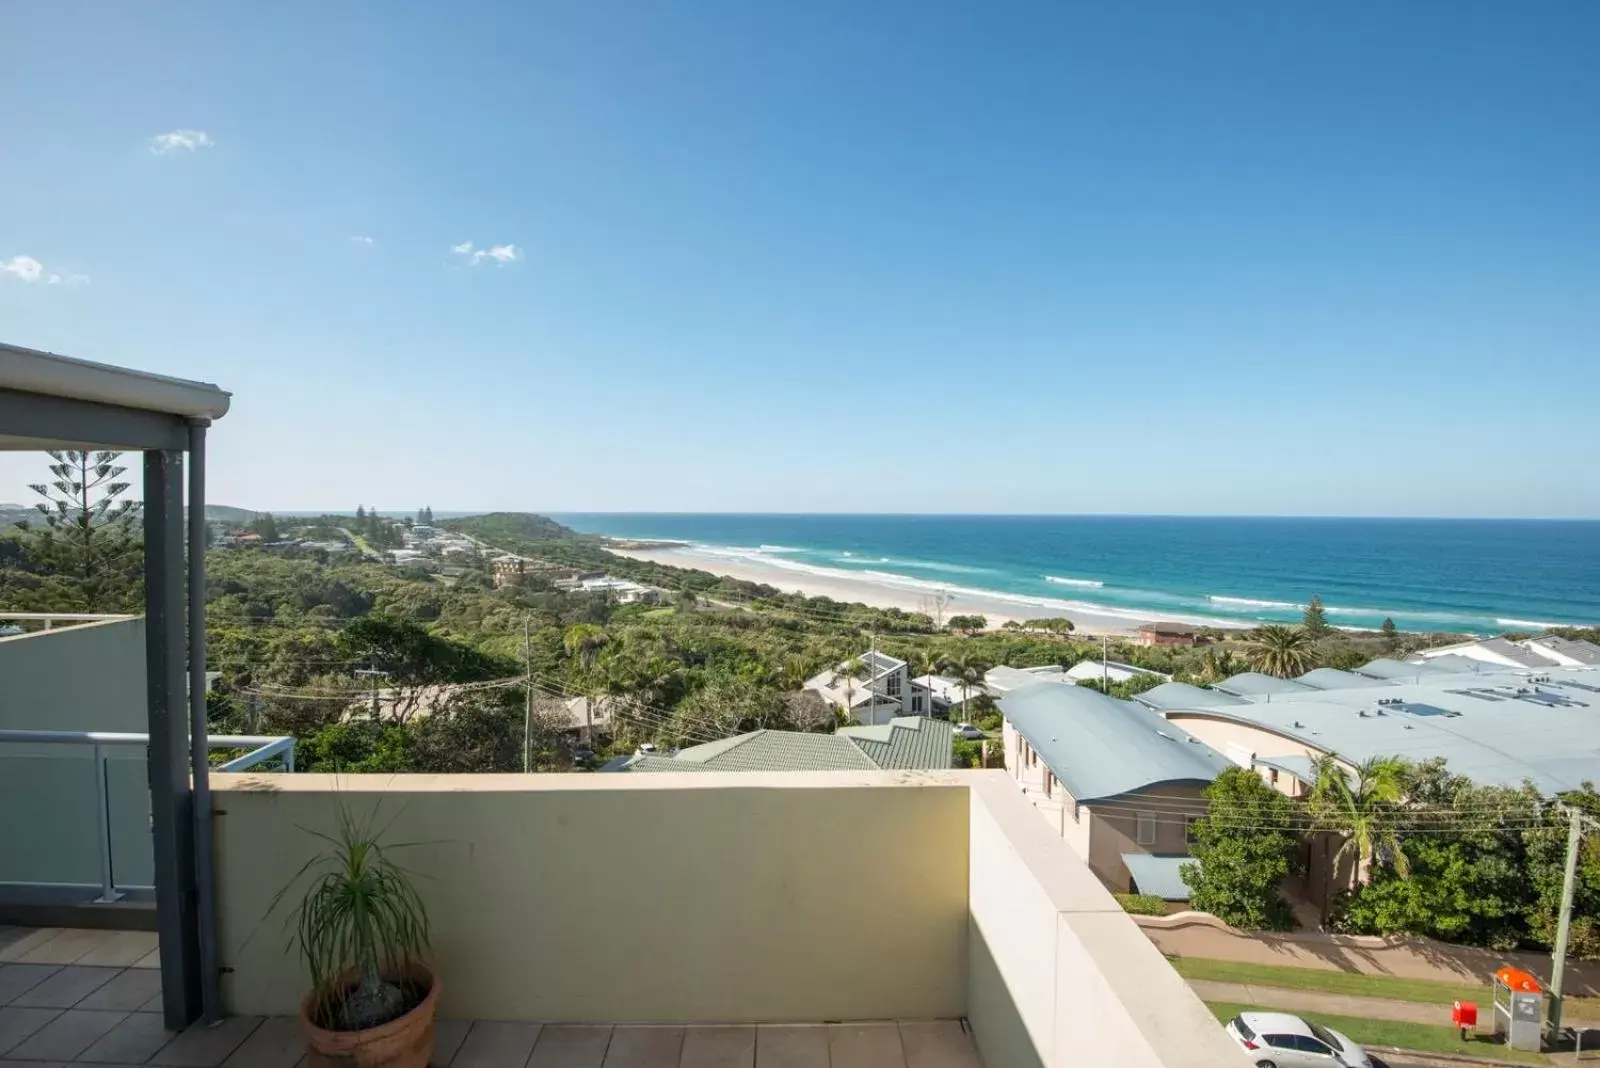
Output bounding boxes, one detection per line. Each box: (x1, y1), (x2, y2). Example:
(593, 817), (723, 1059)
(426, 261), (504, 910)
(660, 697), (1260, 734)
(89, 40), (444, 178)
(608, 544), (1222, 636)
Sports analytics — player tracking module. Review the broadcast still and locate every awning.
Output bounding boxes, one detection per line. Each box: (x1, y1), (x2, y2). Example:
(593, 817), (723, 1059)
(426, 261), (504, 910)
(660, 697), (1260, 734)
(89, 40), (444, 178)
(1121, 853), (1197, 901)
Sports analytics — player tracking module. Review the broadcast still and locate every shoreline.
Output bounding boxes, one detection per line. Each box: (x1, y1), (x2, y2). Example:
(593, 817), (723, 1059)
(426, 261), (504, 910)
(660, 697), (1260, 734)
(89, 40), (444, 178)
(608, 544), (1252, 637)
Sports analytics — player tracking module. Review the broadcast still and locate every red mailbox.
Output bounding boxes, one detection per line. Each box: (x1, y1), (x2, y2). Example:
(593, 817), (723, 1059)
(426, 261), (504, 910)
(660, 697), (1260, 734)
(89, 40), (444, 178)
(1452, 1000), (1478, 1038)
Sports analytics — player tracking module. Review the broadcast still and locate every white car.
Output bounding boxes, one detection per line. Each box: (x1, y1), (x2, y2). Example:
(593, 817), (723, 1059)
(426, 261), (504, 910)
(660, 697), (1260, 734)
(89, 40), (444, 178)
(1224, 1012), (1373, 1068)
(952, 722), (985, 740)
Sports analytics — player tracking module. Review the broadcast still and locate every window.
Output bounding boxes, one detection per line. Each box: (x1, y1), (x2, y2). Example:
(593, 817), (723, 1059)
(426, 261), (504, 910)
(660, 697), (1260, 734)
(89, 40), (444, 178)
(911, 695), (923, 713)
(1263, 1034), (1295, 1051)
(1286, 1035), (1334, 1056)
(886, 672), (901, 697)
(1306, 1023), (1342, 1051)
(1136, 812), (1157, 846)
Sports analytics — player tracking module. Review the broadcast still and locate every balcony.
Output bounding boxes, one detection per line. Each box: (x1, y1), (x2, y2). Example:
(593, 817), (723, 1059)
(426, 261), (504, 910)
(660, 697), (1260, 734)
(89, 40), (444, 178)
(2, 637), (1241, 1067)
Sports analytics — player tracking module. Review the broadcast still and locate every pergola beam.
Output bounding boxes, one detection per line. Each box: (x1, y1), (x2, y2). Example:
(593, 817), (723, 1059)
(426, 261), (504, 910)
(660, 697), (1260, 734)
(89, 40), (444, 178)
(0, 387), (190, 451)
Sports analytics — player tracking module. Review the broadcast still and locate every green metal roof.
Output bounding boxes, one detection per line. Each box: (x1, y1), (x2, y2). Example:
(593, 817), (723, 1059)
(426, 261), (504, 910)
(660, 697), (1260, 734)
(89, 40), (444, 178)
(838, 716), (955, 769)
(618, 716), (952, 773)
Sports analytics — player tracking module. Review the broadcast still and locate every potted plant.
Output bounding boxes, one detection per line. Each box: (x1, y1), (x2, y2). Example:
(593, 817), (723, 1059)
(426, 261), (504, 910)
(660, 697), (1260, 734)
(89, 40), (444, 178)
(276, 802), (440, 1068)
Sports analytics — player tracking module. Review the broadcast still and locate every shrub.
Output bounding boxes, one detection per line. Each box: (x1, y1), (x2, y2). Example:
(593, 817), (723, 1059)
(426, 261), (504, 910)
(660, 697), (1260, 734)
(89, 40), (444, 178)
(1115, 893), (1169, 916)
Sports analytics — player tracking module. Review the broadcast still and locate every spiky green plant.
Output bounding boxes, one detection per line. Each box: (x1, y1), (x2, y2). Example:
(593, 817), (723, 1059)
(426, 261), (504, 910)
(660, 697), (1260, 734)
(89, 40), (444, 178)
(274, 801), (431, 1030)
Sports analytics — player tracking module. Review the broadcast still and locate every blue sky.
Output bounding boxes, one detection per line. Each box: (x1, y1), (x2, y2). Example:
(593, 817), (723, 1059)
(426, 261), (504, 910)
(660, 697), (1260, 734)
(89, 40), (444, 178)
(2, 1), (1596, 517)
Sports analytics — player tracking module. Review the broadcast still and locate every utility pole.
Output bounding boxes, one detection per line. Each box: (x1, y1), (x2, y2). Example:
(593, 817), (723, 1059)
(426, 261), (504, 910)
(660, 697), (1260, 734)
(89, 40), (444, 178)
(354, 663), (388, 720)
(523, 615), (533, 773)
(1102, 634), (1109, 690)
(1548, 804), (1588, 1037)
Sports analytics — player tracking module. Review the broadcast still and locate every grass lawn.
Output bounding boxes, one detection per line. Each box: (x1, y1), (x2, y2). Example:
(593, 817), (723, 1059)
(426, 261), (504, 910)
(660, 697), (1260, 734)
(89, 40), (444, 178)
(1173, 956), (1600, 1022)
(1205, 1001), (1550, 1065)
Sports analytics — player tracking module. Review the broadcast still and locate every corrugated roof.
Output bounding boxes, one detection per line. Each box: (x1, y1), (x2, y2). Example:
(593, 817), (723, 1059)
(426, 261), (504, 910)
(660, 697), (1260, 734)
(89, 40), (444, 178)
(1135, 682), (1247, 711)
(1297, 668), (1385, 691)
(999, 684), (1231, 803)
(1160, 666), (1600, 793)
(616, 716), (952, 773)
(839, 716), (954, 769)
(1529, 637), (1600, 667)
(628, 731), (879, 773)
(1217, 672), (1317, 697)
(1356, 658), (1449, 681)
(1121, 854), (1197, 901)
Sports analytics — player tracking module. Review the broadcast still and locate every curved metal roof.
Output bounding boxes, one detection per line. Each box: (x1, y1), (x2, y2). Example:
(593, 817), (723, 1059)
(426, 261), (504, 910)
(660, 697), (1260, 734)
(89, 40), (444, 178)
(1135, 681), (1246, 711)
(999, 683), (1230, 803)
(1217, 672), (1316, 696)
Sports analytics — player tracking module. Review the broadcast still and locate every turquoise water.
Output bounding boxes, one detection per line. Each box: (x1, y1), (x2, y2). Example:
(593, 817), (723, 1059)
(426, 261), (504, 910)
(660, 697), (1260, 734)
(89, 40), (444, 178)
(552, 514), (1600, 634)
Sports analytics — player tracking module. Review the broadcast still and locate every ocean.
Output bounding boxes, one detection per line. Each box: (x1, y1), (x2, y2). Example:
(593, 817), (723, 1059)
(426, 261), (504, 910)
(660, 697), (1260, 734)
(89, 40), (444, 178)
(552, 514), (1600, 635)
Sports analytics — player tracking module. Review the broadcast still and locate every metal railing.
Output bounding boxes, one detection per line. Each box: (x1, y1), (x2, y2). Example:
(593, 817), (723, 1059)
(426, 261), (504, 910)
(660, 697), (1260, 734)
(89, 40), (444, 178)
(0, 728), (295, 904)
(0, 611), (138, 633)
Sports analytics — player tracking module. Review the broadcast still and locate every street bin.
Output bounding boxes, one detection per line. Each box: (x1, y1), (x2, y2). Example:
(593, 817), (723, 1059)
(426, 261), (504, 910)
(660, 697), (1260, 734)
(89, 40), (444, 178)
(1452, 1000), (1478, 1040)
(1493, 966), (1543, 1052)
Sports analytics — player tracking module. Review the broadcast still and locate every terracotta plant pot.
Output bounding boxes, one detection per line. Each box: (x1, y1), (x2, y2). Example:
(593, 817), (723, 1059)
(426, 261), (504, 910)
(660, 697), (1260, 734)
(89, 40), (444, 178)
(299, 962), (440, 1068)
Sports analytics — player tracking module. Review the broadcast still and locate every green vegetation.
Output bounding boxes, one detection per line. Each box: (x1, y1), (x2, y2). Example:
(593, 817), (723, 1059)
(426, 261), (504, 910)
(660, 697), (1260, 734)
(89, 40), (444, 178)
(1183, 768), (1304, 930)
(1173, 957), (1600, 1021)
(1204, 1001), (1550, 1064)
(1302, 595), (1330, 637)
(1246, 624), (1318, 678)
(1114, 893), (1169, 916)
(2, 450), (143, 612)
(6, 494), (1597, 959)
(1186, 751), (1600, 957)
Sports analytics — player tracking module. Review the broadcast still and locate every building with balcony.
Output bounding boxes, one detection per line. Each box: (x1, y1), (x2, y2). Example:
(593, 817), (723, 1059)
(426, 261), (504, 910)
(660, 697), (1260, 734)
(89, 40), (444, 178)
(0, 344), (1250, 1066)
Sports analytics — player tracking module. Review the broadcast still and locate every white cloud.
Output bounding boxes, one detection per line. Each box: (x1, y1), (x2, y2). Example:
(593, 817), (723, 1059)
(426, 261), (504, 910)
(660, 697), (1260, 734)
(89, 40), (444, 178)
(350, 235), (376, 247)
(1, 255), (88, 286)
(1, 256), (43, 282)
(452, 241), (520, 266)
(149, 129), (214, 154)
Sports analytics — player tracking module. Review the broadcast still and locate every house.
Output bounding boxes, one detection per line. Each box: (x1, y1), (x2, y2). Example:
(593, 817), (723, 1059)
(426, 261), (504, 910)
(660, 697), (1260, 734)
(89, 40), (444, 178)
(1416, 635), (1600, 670)
(1523, 635), (1600, 667)
(999, 683), (1230, 896)
(1066, 659), (1168, 685)
(491, 556), (525, 588)
(984, 664), (1063, 694)
(804, 650), (940, 724)
(909, 674), (967, 715)
(1135, 621), (1198, 647)
(985, 661), (1167, 695)
(604, 715), (952, 772)
(1147, 659), (1600, 798)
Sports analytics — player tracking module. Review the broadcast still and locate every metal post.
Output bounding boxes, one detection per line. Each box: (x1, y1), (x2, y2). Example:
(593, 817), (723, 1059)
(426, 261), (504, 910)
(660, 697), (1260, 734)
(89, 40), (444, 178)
(91, 743), (120, 903)
(145, 449), (201, 1030)
(523, 616), (533, 773)
(187, 423), (221, 1023)
(1548, 805), (1584, 1037)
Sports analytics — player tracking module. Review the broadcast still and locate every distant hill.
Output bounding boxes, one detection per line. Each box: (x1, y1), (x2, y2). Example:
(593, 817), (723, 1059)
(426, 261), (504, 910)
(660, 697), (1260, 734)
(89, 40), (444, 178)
(0, 503), (34, 531)
(205, 504), (259, 524)
(445, 512), (584, 544)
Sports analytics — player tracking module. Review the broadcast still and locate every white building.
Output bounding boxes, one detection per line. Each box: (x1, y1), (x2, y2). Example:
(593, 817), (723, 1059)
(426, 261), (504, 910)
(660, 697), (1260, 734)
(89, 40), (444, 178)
(804, 651), (941, 725)
(987, 661), (1166, 695)
(1416, 635), (1600, 670)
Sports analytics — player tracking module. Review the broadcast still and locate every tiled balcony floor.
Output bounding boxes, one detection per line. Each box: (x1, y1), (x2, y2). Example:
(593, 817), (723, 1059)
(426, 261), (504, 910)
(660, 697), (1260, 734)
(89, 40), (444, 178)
(1, 929), (980, 1068)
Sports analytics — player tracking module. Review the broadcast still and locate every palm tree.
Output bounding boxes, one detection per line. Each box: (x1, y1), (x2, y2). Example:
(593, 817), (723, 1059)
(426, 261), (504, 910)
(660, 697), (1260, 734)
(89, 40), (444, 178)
(1196, 647), (1239, 685)
(944, 652), (992, 717)
(562, 624), (611, 737)
(1309, 754), (1410, 888)
(1246, 624), (1316, 678)
(562, 623), (610, 671)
